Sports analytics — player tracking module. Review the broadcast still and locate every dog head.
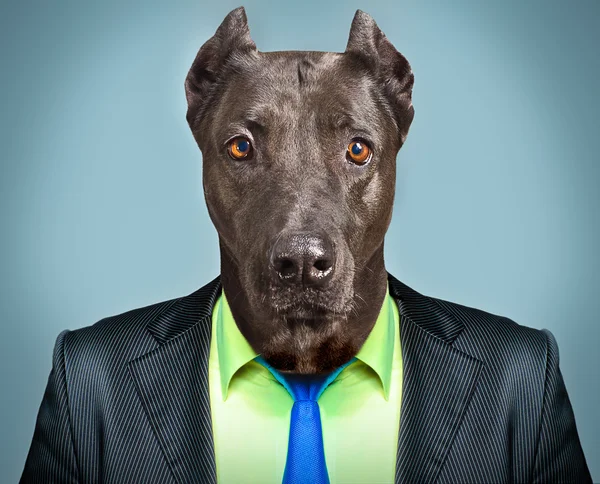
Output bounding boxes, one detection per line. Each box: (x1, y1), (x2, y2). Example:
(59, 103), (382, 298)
(185, 6), (414, 374)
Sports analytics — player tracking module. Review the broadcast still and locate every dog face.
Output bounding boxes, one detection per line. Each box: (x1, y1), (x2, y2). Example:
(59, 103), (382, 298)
(185, 7), (414, 374)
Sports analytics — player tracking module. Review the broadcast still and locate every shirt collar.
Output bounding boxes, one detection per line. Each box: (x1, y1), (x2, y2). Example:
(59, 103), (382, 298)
(353, 284), (396, 401)
(215, 283), (396, 401)
(214, 290), (259, 401)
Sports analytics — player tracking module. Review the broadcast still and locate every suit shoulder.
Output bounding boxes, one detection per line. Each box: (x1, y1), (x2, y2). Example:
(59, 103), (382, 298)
(429, 294), (548, 364)
(60, 293), (183, 364)
(55, 276), (221, 369)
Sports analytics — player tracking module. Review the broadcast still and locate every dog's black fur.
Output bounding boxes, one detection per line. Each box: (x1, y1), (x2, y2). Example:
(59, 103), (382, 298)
(184, 6), (414, 375)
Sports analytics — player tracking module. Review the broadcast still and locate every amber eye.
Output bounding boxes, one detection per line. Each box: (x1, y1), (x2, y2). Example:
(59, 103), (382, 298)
(346, 139), (372, 165)
(227, 136), (253, 160)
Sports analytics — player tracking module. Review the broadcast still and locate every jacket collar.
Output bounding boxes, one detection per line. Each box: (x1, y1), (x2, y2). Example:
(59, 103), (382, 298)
(128, 272), (484, 484)
(386, 272), (484, 482)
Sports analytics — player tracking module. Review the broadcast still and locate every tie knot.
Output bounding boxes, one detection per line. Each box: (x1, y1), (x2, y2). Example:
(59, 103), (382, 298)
(254, 355), (357, 402)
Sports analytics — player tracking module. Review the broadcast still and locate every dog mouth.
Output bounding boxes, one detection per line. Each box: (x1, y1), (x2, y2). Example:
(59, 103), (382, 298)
(269, 286), (351, 320)
(273, 302), (335, 324)
(276, 307), (331, 324)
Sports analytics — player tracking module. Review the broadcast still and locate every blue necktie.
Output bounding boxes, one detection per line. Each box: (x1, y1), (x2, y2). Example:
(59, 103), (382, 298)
(254, 355), (357, 484)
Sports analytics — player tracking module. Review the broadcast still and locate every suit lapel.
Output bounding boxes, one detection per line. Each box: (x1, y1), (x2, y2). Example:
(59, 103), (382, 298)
(388, 274), (485, 483)
(127, 273), (484, 484)
(128, 276), (221, 484)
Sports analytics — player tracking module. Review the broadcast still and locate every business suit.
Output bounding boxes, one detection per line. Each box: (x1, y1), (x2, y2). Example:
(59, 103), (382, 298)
(21, 272), (592, 483)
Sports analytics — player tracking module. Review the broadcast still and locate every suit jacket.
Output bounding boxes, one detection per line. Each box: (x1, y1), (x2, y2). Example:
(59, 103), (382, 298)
(21, 273), (593, 483)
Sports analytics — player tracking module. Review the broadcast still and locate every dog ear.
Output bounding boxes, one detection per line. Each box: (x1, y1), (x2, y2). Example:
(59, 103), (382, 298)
(185, 6), (257, 132)
(345, 10), (415, 145)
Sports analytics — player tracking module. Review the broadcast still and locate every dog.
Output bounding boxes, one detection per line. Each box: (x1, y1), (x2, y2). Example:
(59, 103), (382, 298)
(20, 6), (593, 482)
(185, 5), (414, 375)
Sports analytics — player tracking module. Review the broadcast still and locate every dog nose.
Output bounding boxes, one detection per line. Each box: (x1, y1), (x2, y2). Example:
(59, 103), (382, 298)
(270, 232), (335, 287)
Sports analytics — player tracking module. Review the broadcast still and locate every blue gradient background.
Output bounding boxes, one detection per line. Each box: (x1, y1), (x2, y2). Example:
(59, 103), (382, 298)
(2, 0), (598, 481)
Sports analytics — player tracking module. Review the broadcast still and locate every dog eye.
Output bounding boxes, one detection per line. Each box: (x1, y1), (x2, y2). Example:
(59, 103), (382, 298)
(227, 136), (253, 160)
(346, 139), (372, 165)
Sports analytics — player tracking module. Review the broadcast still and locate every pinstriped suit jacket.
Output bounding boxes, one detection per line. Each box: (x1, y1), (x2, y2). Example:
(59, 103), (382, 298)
(20, 273), (592, 483)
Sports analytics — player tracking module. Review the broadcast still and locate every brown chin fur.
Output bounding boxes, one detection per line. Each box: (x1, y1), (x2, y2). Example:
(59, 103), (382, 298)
(262, 333), (359, 375)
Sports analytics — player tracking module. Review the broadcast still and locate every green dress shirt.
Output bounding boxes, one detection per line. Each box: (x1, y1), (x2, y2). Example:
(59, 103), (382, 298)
(208, 283), (403, 483)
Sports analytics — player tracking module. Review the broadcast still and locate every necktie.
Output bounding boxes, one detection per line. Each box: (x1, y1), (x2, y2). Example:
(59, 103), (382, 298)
(254, 355), (357, 484)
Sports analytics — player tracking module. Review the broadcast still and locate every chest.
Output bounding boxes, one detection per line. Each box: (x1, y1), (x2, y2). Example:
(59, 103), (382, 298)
(208, 359), (403, 483)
